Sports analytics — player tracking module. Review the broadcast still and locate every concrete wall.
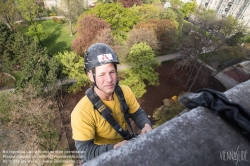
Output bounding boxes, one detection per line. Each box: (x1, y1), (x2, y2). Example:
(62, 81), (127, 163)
(82, 79), (250, 166)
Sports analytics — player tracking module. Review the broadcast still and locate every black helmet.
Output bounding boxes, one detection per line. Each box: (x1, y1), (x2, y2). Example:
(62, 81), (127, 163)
(84, 43), (119, 72)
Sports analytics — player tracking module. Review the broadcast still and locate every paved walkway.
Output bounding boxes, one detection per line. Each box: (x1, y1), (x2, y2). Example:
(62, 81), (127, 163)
(156, 53), (181, 62)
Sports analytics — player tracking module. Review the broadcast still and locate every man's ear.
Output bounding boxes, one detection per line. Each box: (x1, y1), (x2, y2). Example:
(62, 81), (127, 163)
(87, 71), (94, 82)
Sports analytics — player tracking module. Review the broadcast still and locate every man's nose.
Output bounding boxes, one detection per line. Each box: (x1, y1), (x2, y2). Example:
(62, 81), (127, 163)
(106, 73), (113, 82)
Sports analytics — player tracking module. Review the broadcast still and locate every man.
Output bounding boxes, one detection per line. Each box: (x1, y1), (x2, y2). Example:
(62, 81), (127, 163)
(71, 43), (152, 162)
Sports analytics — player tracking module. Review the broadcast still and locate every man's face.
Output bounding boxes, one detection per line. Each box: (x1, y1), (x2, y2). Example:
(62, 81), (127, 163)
(88, 63), (117, 95)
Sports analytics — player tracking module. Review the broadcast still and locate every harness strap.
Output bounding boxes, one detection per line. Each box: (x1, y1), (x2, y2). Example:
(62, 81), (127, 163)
(86, 86), (132, 139)
(114, 83), (135, 134)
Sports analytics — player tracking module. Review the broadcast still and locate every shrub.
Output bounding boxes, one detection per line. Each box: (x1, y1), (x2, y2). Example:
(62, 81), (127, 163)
(52, 17), (65, 24)
(49, 12), (57, 16)
(153, 93), (186, 128)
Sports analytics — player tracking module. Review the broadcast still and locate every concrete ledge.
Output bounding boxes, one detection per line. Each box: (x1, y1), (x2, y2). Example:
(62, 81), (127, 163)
(82, 80), (250, 166)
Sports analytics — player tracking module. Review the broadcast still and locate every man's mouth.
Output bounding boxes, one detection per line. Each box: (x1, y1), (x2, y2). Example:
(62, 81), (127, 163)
(105, 84), (114, 88)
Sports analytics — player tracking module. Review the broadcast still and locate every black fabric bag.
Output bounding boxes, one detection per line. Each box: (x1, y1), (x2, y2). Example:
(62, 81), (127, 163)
(179, 88), (250, 137)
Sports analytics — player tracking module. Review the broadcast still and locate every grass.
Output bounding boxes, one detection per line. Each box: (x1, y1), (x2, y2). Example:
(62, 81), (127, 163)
(40, 19), (76, 55)
(22, 19), (76, 56)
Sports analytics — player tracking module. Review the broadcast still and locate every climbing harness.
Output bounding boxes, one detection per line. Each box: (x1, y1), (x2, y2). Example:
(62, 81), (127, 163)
(86, 82), (137, 140)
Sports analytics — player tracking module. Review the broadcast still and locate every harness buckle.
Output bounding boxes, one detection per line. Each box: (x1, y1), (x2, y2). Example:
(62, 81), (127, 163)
(98, 105), (106, 112)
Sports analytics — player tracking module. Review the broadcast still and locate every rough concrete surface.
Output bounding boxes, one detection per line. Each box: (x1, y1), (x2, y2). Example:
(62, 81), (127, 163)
(82, 80), (250, 166)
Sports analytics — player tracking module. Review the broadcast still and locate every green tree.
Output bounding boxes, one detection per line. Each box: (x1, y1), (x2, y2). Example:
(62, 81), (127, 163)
(86, 2), (139, 40)
(0, 23), (13, 72)
(25, 22), (48, 43)
(54, 51), (89, 93)
(1, 31), (44, 72)
(178, 10), (248, 91)
(242, 33), (250, 44)
(136, 4), (160, 22)
(180, 1), (197, 19)
(120, 72), (146, 98)
(0, 25), (60, 92)
(18, 0), (40, 24)
(17, 50), (60, 93)
(221, 15), (238, 37)
(121, 42), (159, 98)
(226, 32), (244, 46)
(169, 0), (183, 8)
(60, 0), (86, 36)
(18, 0), (47, 43)
(160, 8), (178, 21)
(142, 0), (154, 4)
(0, 0), (20, 31)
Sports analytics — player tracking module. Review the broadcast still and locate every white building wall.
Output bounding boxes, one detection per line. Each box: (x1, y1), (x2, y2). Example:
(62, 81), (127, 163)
(43, 0), (61, 9)
(196, 0), (250, 27)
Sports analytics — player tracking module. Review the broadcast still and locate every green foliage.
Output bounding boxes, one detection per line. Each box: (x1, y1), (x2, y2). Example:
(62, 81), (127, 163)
(136, 4), (160, 22)
(60, 0), (87, 23)
(160, 7), (178, 20)
(0, 0), (20, 31)
(243, 34), (250, 43)
(211, 46), (246, 70)
(121, 42), (159, 98)
(0, 23), (12, 71)
(120, 71), (146, 98)
(25, 22), (48, 43)
(86, 2), (140, 40)
(18, 0), (41, 23)
(49, 12), (57, 16)
(52, 17), (65, 24)
(0, 27), (60, 92)
(196, 9), (217, 24)
(17, 53), (60, 93)
(128, 42), (159, 85)
(221, 15), (238, 37)
(39, 20), (75, 55)
(0, 92), (12, 123)
(0, 30), (44, 72)
(38, 123), (59, 151)
(54, 51), (89, 93)
(153, 96), (185, 128)
(226, 32), (244, 46)
(169, 0), (184, 8)
(142, 0), (154, 4)
(180, 1), (197, 18)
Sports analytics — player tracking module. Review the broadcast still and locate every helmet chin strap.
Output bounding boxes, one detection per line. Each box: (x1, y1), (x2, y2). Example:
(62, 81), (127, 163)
(91, 69), (100, 90)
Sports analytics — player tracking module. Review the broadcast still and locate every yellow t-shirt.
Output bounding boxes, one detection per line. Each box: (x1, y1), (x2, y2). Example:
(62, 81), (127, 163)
(71, 85), (140, 145)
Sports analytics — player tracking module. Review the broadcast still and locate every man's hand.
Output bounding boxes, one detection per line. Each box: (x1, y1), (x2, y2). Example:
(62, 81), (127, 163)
(113, 140), (128, 149)
(141, 123), (152, 135)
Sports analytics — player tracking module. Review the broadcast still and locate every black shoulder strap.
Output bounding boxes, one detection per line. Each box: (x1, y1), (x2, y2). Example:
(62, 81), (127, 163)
(85, 86), (132, 140)
(114, 84), (135, 134)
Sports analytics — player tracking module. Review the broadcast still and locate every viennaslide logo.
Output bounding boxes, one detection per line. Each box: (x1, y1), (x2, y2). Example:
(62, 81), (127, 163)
(219, 146), (248, 165)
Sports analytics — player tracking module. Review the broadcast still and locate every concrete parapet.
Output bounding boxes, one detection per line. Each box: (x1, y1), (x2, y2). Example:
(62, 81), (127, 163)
(82, 80), (250, 166)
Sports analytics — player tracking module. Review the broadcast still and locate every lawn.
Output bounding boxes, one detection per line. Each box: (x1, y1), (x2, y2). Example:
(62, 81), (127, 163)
(23, 19), (77, 56)
(40, 19), (76, 55)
